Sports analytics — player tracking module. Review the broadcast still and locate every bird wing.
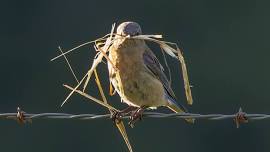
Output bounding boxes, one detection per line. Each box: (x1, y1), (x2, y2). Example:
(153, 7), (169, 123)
(143, 46), (177, 100)
(143, 47), (191, 119)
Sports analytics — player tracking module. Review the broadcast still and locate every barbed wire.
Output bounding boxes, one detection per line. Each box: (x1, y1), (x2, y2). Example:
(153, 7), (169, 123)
(1, 107), (270, 128)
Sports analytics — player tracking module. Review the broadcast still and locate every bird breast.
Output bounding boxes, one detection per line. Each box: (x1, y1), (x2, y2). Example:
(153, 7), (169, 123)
(108, 41), (167, 107)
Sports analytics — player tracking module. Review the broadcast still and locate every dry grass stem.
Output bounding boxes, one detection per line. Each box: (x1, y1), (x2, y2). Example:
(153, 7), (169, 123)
(51, 40), (96, 61)
(58, 46), (79, 83)
(63, 84), (118, 111)
(82, 23), (116, 92)
(94, 70), (133, 152)
(60, 73), (88, 107)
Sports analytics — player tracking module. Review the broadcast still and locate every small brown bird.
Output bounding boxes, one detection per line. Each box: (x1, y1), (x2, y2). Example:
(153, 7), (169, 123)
(108, 22), (193, 125)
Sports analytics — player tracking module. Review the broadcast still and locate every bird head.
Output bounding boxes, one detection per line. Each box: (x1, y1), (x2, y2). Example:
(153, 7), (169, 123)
(116, 21), (142, 37)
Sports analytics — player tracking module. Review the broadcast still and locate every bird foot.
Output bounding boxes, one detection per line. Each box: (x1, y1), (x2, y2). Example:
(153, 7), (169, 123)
(111, 106), (137, 124)
(128, 107), (145, 128)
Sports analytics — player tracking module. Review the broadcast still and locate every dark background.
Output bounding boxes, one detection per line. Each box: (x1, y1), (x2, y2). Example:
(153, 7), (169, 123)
(0, 0), (270, 151)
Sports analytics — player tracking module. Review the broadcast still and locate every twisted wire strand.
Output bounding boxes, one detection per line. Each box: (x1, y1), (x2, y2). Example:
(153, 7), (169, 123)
(1, 108), (270, 122)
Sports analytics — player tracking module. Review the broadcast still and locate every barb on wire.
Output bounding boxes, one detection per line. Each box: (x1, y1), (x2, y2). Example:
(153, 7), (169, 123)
(1, 107), (268, 128)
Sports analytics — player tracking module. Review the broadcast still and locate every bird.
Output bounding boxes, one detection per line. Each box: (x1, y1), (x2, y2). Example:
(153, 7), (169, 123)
(108, 21), (193, 126)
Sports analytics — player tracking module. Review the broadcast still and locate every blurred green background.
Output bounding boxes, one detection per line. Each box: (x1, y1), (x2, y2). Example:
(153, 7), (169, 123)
(1, 0), (270, 151)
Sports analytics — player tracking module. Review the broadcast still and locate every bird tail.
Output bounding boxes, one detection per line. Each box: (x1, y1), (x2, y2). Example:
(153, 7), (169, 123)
(166, 95), (195, 124)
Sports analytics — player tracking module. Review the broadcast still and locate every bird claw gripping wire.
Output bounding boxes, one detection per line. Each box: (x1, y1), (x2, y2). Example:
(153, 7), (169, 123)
(234, 108), (248, 128)
(111, 106), (138, 125)
(128, 107), (146, 128)
(16, 107), (32, 124)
